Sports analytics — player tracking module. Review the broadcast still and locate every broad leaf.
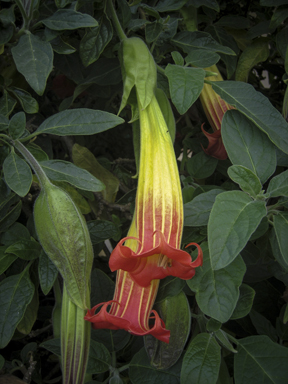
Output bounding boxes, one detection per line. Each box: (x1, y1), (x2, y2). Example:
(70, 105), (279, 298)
(230, 284), (255, 320)
(208, 191), (267, 270)
(5, 239), (41, 260)
(86, 340), (111, 374)
(234, 335), (288, 384)
(8, 111), (26, 139)
(38, 250), (58, 295)
(187, 243), (246, 323)
(222, 110), (276, 183)
(42, 9), (98, 30)
(212, 82), (288, 155)
(181, 333), (221, 384)
(33, 109), (124, 137)
(227, 165), (262, 197)
(186, 152), (218, 179)
(266, 169), (288, 197)
(11, 34), (53, 96)
(9, 87), (39, 114)
(165, 64), (205, 115)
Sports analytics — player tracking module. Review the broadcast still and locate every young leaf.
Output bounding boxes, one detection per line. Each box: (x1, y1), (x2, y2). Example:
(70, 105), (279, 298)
(42, 9), (98, 30)
(0, 270), (34, 348)
(11, 34), (53, 96)
(33, 109), (124, 137)
(208, 191), (267, 270)
(8, 111), (26, 139)
(222, 110), (276, 184)
(40, 160), (105, 192)
(266, 169), (288, 197)
(187, 243), (246, 323)
(0, 90), (16, 117)
(9, 87), (39, 114)
(165, 64), (205, 115)
(211, 81), (288, 155)
(234, 335), (288, 383)
(38, 250), (58, 295)
(3, 150), (32, 197)
(181, 333), (221, 384)
(227, 165), (262, 197)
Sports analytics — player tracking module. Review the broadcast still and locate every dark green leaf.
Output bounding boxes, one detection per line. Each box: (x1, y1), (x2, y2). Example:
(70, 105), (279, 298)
(50, 36), (76, 54)
(171, 51), (184, 66)
(33, 109), (124, 137)
(145, 20), (163, 43)
(212, 82), (288, 155)
(188, 0), (219, 11)
(80, 14), (112, 67)
(3, 151), (32, 197)
(38, 250), (58, 295)
(234, 335), (288, 384)
(86, 340), (111, 374)
(155, 276), (186, 304)
(222, 110), (276, 184)
(145, 292), (190, 370)
(5, 240), (41, 260)
(40, 160), (105, 192)
(26, 143), (49, 162)
(88, 221), (119, 245)
(0, 201), (22, 233)
(42, 9), (98, 30)
(208, 191), (267, 270)
(181, 333), (221, 384)
(40, 338), (61, 356)
(184, 189), (224, 227)
(230, 284), (255, 320)
(165, 64), (205, 115)
(1, 222), (30, 246)
(0, 270), (34, 348)
(187, 152), (218, 179)
(90, 268), (114, 307)
(9, 87), (39, 114)
(187, 243), (246, 323)
(267, 170), (288, 197)
(155, 0), (188, 11)
(11, 34), (53, 96)
(185, 48), (220, 68)
(0, 90), (16, 117)
(0, 25), (13, 45)
(214, 330), (237, 353)
(249, 310), (278, 342)
(8, 112), (26, 139)
(273, 212), (288, 265)
(0, 114), (9, 131)
(228, 165), (262, 197)
(0, 247), (17, 274)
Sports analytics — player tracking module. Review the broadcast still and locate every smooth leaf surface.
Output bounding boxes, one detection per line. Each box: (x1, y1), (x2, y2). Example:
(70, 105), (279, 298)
(34, 109), (124, 136)
(187, 243), (246, 323)
(40, 160), (105, 192)
(0, 271), (34, 348)
(165, 64), (205, 115)
(230, 283), (255, 320)
(3, 151), (32, 197)
(11, 34), (53, 96)
(9, 87), (39, 114)
(42, 9), (98, 30)
(86, 340), (111, 374)
(266, 169), (288, 197)
(234, 335), (288, 384)
(187, 152), (218, 179)
(8, 112), (26, 139)
(222, 110), (276, 183)
(181, 333), (221, 384)
(185, 48), (220, 68)
(5, 240), (41, 260)
(184, 189), (224, 227)
(228, 165), (262, 197)
(212, 81), (288, 155)
(208, 191), (267, 270)
(38, 250), (58, 295)
(155, 276), (186, 304)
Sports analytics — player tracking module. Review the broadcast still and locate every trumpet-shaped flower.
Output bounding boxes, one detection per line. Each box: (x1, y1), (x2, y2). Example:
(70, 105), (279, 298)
(109, 94), (203, 287)
(85, 222), (170, 343)
(200, 65), (233, 160)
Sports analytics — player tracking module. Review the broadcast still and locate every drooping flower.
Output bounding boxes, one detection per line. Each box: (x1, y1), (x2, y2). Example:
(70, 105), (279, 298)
(84, 221), (170, 343)
(200, 65), (233, 160)
(109, 93), (203, 287)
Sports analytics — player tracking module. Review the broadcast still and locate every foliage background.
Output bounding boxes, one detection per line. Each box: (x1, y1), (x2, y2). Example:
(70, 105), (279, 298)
(1, 0), (288, 383)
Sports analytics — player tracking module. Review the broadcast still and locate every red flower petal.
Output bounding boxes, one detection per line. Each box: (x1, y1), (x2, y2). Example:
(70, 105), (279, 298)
(201, 123), (227, 160)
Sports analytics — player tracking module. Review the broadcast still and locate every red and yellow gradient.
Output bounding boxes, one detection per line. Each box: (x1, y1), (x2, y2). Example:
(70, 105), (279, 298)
(109, 94), (202, 287)
(200, 65), (233, 160)
(84, 222), (170, 343)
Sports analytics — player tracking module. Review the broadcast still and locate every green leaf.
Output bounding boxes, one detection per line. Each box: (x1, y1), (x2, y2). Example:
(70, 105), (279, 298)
(38, 250), (58, 295)
(0, 114), (9, 131)
(80, 13), (112, 67)
(40, 338), (61, 356)
(1, 222), (30, 246)
(8, 111), (26, 139)
(0, 90), (16, 117)
(267, 169), (288, 197)
(40, 160), (105, 192)
(184, 189), (224, 227)
(0, 270), (34, 348)
(50, 36), (76, 54)
(188, 0), (219, 11)
(273, 212), (288, 265)
(9, 87), (39, 114)
(3, 150), (32, 197)
(181, 333), (221, 384)
(129, 348), (181, 384)
(172, 31), (236, 56)
(211, 82), (288, 155)
(17, 288), (38, 335)
(208, 191), (267, 270)
(249, 310), (278, 342)
(0, 25), (13, 45)
(33, 109), (124, 137)
(235, 38), (270, 82)
(145, 20), (163, 43)
(11, 34), (53, 96)
(234, 335), (288, 384)
(91, 329), (130, 353)
(0, 201), (22, 233)
(155, 276), (186, 304)
(185, 48), (220, 68)
(171, 51), (184, 66)
(26, 143), (49, 162)
(230, 284), (255, 320)
(0, 247), (17, 274)
(42, 9), (98, 30)
(187, 243), (246, 323)
(214, 330), (237, 353)
(5, 239), (41, 260)
(187, 152), (218, 179)
(88, 221), (119, 245)
(165, 64), (205, 115)
(155, 0), (188, 11)
(90, 268), (114, 307)
(227, 165), (262, 197)
(86, 340), (111, 374)
(145, 291), (190, 370)
(222, 110), (276, 184)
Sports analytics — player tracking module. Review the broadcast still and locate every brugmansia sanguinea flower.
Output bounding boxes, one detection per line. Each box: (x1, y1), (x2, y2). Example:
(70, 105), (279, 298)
(109, 94), (203, 287)
(84, 222), (170, 343)
(200, 65), (233, 160)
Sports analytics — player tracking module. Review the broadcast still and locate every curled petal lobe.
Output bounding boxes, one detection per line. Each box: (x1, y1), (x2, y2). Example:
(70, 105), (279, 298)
(201, 124), (227, 160)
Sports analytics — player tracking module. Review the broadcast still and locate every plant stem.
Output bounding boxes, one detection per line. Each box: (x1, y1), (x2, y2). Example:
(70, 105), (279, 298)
(107, 0), (127, 41)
